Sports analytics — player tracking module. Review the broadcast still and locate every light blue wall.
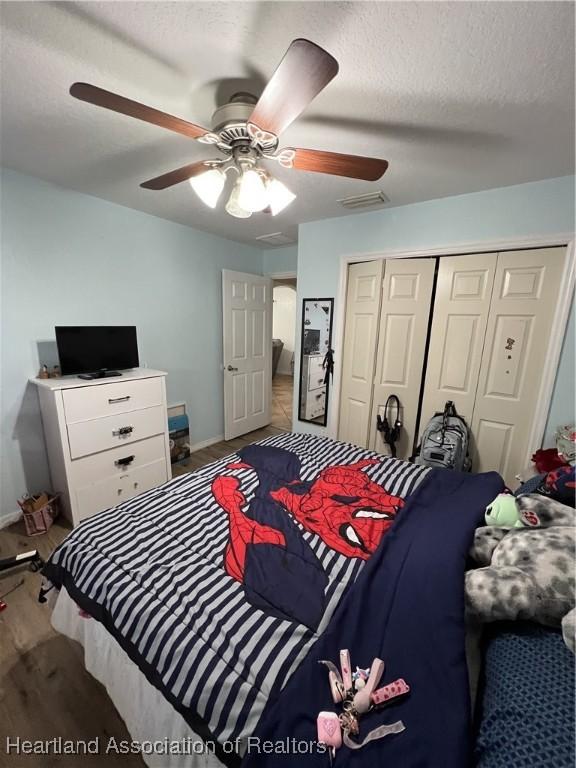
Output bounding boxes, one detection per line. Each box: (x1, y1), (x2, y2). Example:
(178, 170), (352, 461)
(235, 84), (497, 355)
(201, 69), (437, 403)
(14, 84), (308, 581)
(0, 169), (263, 520)
(295, 176), (575, 441)
(544, 297), (575, 446)
(263, 245), (298, 275)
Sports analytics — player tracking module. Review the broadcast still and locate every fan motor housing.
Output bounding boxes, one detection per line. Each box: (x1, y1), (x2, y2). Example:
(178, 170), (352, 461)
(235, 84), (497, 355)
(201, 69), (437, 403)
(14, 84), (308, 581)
(210, 95), (278, 156)
(211, 100), (254, 132)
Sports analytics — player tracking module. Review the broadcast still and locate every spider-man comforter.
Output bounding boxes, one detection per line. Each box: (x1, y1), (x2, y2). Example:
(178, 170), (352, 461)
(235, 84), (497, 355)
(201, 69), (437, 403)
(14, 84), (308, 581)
(41, 432), (503, 767)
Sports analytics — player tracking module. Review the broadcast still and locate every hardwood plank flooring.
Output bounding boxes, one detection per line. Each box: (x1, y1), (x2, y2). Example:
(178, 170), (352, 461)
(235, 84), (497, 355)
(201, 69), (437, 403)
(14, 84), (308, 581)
(0, 425), (283, 766)
(271, 374), (293, 432)
(171, 424), (284, 477)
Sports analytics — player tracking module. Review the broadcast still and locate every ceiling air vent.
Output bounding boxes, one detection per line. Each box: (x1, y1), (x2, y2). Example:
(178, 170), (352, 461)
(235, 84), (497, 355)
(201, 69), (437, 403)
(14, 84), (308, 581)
(338, 190), (389, 210)
(255, 232), (296, 246)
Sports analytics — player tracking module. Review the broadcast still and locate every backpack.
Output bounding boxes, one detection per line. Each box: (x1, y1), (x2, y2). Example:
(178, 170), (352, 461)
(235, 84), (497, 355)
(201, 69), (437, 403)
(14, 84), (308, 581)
(415, 401), (471, 472)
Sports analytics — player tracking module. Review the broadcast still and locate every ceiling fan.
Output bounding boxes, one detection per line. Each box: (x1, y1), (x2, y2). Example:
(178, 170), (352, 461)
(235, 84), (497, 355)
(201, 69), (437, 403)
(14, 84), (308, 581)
(70, 39), (389, 219)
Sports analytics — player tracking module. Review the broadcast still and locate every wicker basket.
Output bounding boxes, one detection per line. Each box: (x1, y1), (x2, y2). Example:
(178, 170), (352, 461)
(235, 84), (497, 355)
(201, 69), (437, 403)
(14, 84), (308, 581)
(17, 492), (60, 536)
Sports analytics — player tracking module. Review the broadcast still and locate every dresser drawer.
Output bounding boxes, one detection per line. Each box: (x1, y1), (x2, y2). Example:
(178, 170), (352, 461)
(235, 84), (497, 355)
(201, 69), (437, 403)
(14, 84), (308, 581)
(308, 368), (325, 392)
(307, 354), (324, 376)
(67, 405), (166, 459)
(75, 458), (168, 523)
(70, 434), (167, 485)
(304, 391), (326, 420)
(63, 377), (163, 424)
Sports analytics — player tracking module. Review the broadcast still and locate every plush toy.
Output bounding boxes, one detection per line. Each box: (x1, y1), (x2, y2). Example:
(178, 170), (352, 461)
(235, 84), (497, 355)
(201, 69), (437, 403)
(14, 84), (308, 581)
(484, 493), (524, 527)
(466, 494), (576, 653)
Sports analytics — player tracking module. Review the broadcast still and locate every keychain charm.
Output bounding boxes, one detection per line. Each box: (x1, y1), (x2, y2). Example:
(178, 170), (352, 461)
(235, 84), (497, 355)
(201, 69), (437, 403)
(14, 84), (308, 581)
(317, 711), (341, 763)
(318, 649), (409, 759)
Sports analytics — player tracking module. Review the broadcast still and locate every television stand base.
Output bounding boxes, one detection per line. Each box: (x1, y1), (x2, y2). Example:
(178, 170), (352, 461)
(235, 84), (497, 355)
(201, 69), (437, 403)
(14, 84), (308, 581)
(78, 370), (122, 380)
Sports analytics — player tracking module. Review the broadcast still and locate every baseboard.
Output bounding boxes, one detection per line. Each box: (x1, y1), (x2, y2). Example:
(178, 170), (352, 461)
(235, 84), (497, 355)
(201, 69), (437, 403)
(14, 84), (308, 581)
(189, 434), (225, 453)
(0, 510), (22, 530)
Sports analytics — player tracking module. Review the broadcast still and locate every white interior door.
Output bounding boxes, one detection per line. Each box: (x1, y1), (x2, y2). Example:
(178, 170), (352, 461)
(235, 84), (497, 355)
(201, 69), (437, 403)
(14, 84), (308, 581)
(471, 247), (566, 487)
(420, 253), (497, 432)
(338, 260), (384, 447)
(369, 258), (436, 459)
(222, 270), (272, 440)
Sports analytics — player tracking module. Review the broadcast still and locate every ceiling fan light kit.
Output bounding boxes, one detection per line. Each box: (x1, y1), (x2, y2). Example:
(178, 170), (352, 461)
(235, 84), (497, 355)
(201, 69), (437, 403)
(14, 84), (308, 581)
(225, 179), (252, 219)
(237, 167), (269, 213)
(266, 178), (297, 216)
(188, 167), (226, 208)
(70, 38), (389, 220)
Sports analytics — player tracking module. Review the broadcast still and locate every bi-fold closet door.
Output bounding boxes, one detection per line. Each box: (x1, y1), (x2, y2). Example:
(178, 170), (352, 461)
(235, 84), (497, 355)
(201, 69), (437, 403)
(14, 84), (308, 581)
(338, 258), (435, 458)
(339, 247), (566, 487)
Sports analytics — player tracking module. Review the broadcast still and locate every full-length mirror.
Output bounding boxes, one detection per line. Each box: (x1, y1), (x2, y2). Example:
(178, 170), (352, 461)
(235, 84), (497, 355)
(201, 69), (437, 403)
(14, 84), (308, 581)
(298, 298), (334, 426)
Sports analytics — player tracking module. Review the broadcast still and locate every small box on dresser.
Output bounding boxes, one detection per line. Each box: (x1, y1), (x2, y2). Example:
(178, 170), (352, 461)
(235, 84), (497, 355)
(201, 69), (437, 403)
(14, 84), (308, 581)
(32, 369), (172, 526)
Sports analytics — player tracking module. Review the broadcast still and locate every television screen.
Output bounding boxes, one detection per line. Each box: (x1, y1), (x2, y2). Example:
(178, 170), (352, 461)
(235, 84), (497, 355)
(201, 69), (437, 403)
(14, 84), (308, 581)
(55, 326), (139, 376)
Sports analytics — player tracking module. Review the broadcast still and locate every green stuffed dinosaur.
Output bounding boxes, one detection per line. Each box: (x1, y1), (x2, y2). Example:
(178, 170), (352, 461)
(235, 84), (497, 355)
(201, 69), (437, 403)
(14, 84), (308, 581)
(485, 493), (525, 527)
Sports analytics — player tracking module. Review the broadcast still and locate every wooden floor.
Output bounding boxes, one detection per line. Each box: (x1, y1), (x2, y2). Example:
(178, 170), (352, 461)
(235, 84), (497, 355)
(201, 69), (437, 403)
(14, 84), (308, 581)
(171, 424), (285, 476)
(271, 374), (293, 431)
(0, 425), (282, 767)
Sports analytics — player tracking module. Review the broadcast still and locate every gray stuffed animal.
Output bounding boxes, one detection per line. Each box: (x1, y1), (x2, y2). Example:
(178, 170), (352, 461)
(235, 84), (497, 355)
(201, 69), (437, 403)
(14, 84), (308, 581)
(466, 494), (575, 652)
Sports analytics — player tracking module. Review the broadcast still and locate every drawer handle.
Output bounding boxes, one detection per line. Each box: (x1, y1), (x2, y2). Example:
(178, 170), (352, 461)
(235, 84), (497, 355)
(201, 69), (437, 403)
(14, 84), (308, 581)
(113, 426), (134, 437)
(115, 455), (135, 468)
(109, 395), (131, 404)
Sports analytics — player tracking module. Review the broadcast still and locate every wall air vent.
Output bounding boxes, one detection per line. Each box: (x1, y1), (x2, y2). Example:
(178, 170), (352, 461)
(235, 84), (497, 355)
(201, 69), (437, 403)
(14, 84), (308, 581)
(337, 190), (390, 209)
(255, 232), (296, 246)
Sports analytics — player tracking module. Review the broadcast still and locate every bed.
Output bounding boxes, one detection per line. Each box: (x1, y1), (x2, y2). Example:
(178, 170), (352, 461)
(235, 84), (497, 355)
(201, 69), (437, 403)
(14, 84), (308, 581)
(474, 621), (575, 768)
(42, 432), (503, 767)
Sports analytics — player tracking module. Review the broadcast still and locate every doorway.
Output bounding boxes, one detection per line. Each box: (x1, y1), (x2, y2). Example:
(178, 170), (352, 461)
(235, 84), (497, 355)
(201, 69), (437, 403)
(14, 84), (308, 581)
(271, 277), (297, 431)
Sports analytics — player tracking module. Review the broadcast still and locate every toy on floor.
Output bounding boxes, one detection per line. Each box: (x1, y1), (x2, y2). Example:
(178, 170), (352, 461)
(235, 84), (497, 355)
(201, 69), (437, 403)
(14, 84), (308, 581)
(317, 649), (409, 758)
(466, 493), (575, 652)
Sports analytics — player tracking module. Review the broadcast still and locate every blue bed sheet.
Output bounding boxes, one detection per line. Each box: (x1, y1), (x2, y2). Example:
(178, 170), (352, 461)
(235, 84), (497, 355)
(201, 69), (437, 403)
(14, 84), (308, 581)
(475, 622), (575, 768)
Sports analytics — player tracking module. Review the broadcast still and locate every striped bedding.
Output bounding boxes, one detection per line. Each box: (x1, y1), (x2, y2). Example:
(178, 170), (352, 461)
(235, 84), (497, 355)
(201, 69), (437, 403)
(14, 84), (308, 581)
(41, 432), (428, 763)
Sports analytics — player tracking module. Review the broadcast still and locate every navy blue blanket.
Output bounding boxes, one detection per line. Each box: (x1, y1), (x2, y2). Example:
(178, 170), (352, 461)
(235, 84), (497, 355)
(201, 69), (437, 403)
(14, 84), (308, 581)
(245, 468), (503, 767)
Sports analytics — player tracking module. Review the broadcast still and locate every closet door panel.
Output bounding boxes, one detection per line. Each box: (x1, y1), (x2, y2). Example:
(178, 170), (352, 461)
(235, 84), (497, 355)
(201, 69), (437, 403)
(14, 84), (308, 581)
(420, 253), (497, 431)
(369, 258), (435, 458)
(471, 247), (566, 487)
(338, 260), (384, 447)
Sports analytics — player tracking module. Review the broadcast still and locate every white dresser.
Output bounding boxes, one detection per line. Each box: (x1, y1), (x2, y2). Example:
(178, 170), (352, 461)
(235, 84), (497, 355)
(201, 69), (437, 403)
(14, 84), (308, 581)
(300, 354), (326, 420)
(32, 369), (172, 526)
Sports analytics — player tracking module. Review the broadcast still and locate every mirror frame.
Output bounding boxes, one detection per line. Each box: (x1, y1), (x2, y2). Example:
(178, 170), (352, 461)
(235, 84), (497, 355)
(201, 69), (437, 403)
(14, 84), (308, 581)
(297, 297), (334, 427)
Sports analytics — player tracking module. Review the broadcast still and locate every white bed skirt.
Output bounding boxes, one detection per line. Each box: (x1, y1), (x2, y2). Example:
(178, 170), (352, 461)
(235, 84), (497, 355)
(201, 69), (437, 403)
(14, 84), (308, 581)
(51, 587), (226, 768)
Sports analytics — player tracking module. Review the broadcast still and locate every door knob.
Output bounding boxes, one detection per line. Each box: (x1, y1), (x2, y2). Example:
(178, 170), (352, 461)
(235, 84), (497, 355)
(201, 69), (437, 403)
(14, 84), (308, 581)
(227, 365), (238, 372)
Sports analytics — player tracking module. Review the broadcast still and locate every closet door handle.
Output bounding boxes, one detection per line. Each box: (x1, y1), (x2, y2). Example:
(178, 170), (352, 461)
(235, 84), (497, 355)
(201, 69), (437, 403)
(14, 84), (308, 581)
(108, 395), (131, 404)
(112, 426), (134, 437)
(227, 365), (238, 372)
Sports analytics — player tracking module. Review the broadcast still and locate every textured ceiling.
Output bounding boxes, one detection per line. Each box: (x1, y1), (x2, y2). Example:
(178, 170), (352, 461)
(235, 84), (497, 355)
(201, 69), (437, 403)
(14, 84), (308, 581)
(0, 1), (574, 246)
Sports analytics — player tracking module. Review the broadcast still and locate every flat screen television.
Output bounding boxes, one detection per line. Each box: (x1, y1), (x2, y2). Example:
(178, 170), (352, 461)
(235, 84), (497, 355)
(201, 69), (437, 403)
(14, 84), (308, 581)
(55, 326), (139, 379)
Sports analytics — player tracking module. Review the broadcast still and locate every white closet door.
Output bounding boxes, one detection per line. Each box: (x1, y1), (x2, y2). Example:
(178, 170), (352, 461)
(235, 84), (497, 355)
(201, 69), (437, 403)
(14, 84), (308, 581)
(471, 247), (566, 487)
(420, 253), (497, 431)
(338, 260), (384, 447)
(369, 258), (435, 459)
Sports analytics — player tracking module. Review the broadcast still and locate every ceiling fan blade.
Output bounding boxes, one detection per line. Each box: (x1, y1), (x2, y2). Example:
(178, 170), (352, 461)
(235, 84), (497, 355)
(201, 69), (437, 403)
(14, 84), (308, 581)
(70, 83), (212, 141)
(248, 39), (338, 138)
(140, 161), (213, 190)
(285, 148), (388, 181)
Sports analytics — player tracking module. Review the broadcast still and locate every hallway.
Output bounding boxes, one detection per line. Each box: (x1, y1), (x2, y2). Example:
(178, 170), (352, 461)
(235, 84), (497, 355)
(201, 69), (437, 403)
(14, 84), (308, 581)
(271, 374), (293, 431)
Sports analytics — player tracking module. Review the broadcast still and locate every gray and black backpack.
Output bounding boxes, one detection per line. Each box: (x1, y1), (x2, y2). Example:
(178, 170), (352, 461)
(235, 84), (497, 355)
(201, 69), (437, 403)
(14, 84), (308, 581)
(415, 401), (471, 472)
